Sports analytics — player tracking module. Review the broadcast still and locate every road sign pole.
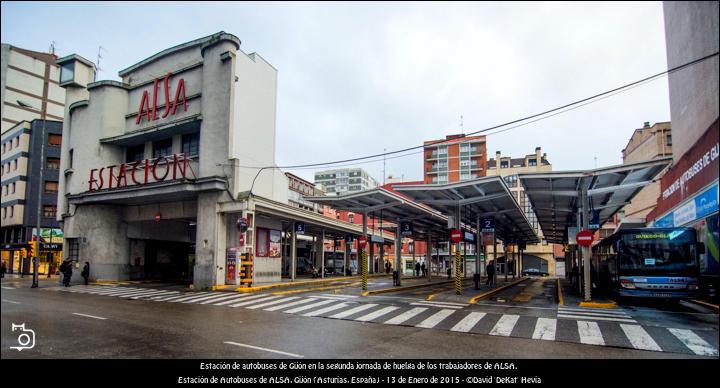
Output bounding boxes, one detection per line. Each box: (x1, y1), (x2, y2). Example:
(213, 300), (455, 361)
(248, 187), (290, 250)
(362, 211), (368, 291)
(581, 187), (591, 302)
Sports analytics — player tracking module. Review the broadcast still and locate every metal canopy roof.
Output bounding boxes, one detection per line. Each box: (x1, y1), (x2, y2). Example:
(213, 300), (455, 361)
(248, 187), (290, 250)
(518, 157), (672, 244)
(393, 176), (539, 244)
(304, 187), (450, 240)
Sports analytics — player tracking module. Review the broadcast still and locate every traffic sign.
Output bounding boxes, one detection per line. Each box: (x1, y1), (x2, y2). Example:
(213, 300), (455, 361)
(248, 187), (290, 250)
(450, 228), (462, 243)
(481, 217), (495, 232)
(295, 222), (305, 234)
(589, 210), (600, 230)
(400, 221), (413, 236)
(576, 230), (594, 247)
(358, 235), (367, 249)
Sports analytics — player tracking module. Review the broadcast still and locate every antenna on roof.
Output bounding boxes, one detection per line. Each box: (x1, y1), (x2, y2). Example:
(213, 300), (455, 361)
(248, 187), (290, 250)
(95, 46), (107, 81)
(49, 41), (56, 55)
(460, 115), (464, 133)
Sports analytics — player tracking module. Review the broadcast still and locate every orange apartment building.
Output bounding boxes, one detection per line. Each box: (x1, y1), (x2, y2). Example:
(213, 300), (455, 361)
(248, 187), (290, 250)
(423, 134), (487, 184)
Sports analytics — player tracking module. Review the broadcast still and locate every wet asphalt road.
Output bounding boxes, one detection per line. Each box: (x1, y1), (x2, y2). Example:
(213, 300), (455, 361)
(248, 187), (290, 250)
(1, 278), (714, 359)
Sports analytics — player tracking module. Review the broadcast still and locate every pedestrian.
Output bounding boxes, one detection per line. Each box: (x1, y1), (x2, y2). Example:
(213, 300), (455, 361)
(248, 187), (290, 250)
(61, 260), (72, 287)
(385, 261), (390, 274)
(81, 262), (90, 285)
(415, 262), (421, 277)
(571, 265), (579, 287)
(486, 260), (496, 287)
(0, 261), (6, 278)
(421, 262), (427, 277)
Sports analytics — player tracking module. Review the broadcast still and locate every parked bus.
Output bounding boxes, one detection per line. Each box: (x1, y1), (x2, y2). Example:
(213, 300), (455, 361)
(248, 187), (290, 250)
(592, 228), (705, 301)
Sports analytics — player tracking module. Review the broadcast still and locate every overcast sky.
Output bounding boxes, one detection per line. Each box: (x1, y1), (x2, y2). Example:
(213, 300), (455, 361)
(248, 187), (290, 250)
(1, 1), (672, 184)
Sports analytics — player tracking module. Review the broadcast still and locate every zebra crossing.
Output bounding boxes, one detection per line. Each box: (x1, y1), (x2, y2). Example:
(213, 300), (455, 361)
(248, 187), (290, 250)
(53, 285), (718, 356)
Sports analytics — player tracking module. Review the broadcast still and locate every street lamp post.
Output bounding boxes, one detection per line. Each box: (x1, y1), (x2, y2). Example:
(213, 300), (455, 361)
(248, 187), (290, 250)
(31, 113), (47, 288)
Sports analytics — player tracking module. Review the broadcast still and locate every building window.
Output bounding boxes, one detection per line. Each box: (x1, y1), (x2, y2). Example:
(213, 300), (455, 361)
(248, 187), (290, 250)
(152, 139), (173, 158)
(348, 213), (355, 224)
(44, 181), (58, 193)
(11, 182), (15, 194)
(67, 238), (79, 261)
(500, 160), (509, 168)
(666, 134), (672, 146)
(10, 206), (14, 218)
(68, 149), (73, 169)
(48, 134), (62, 146)
(60, 62), (75, 84)
(126, 144), (145, 163)
(13, 159), (18, 171)
(181, 132), (200, 157)
(528, 159), (537, 166)
(15, 137), (20, 147)
(256, 228), (269, 257)
(43, 205), (57, 218)
(504, 175), (518, 187)
(46, 157), (60, 170)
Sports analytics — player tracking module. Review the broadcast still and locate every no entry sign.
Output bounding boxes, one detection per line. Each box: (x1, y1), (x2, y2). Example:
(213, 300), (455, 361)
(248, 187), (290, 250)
(576, 230), (594, 247)
(450, 228), (462, 243)
(358, 235), (367, 249)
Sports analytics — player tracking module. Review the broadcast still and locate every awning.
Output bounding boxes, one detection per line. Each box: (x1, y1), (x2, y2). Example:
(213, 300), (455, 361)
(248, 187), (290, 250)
(518, 157), (672, 244)
(304, 187), (450, 241)
(393, 176), (539, 244)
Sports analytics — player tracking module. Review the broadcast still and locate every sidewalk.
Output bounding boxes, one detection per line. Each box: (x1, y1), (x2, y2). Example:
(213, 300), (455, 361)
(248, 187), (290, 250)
(429, 276), (529, 304)
(558, 277), (617, 308)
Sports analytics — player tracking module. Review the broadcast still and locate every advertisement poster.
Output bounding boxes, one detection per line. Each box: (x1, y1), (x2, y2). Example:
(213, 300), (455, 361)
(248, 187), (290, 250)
(226, 248), (239, 285)
(32, 228), (64, 243)
(269, 230), (281, 258)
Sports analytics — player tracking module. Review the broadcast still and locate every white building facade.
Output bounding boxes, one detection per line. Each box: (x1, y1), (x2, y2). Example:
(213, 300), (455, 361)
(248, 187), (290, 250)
(56, 32), (293, 288)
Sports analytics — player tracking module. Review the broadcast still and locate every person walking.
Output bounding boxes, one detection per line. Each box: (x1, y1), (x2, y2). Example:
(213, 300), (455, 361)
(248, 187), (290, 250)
(1, 261), (6, 278)
(415, 262), (421, 277)
(81, 262), (90, 285)
(61, 260), (72, 287)
(421, 262), (427, 277)
(486, 260), (496, 287)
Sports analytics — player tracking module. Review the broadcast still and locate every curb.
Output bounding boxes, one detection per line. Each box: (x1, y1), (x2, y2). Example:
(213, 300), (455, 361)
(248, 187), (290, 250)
(361, 278), (470, 297)
(578, 301), (617, 309)
(556, 278), (564, 306)
(469, 277), (529, 304)
(689, 299), (720, 313)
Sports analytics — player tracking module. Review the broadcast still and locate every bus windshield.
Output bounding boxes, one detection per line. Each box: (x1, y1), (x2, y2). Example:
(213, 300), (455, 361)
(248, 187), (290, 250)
(618, 229), (699, 276)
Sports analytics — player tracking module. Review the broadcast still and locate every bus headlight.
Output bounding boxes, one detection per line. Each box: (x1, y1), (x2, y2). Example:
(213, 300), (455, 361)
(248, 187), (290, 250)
(620, 280), (636, 289)
(688, 284), (699, 290)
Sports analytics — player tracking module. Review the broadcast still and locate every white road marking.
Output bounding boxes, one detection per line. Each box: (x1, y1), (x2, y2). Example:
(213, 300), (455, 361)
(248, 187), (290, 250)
(450, 312), (486, 332)
(263, 298), (318, 312)
(179, 293), (239, 304)
(302, 302), (350, 317)
(153, 292), (213, 302)
(489, 314), (520, 336)
(558, 307), (629, 316)
(416, 309), (455, 329)
(72, 313), (108, 320)
(668, 328), (718, 356)
(247, 297), (300, 310)
(319, 294), (358, 298)
(1, 286), (17, 290)
(130, 291), (180, 300)
(531, 318), (557, 341)
(620, 324), (662, 352)
(215, 294), (268, 306)
(282, 299), (335, 314)
(557, 314), (637, 323)
(328, 303), (378, 319)
(229, 295), (282, 308)
(197, 294), (249, 305)
(2, 299), (21, 304)
(384, 307), (428, 325)
(355, 306), (400, 322)
(112, 290), (172, 298)
(416, 300), (468, 307)
(557, 309), (632, 318)
(170, 292), (222, 303)
(577, 321), (605, 346)
(411, 302), (463, 310)
(224, 341), (304, 358)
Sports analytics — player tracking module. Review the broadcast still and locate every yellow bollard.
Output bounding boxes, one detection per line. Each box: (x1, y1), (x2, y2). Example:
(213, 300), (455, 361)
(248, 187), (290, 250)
(455, 247), (461, 295)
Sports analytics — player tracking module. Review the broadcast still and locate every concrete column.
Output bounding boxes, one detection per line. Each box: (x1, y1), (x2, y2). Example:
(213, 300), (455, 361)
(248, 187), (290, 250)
(344, 237), (350, 276)
(395, 220), (402, 286)
(369, 241), (375, 274)
(512, 246), (517, 279)
(492, 233), (497, 286)
(194, 192), (222, 289)
(291, 223), (297, 281)
(476, 216), (481, 276)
